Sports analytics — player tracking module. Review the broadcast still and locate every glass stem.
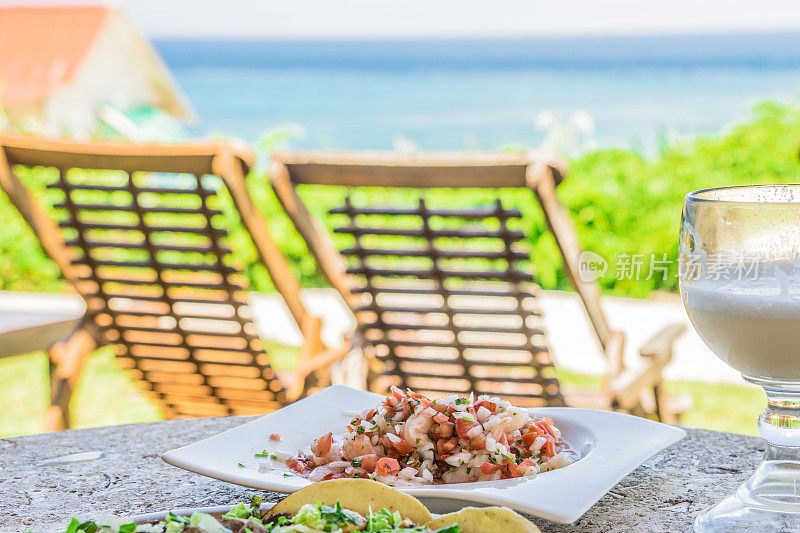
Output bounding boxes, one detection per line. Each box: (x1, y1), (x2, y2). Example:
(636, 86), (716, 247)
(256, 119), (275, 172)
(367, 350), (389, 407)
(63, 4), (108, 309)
(746, 377), (800, 452)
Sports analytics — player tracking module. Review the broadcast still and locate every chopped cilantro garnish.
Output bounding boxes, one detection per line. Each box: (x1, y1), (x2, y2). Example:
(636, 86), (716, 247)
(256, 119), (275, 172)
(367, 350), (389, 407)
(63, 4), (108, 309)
(455, 398), (468, 405)
(357, 425), (366, 435)
(237, 462), (245, 468)
(351, 458), (362, 467)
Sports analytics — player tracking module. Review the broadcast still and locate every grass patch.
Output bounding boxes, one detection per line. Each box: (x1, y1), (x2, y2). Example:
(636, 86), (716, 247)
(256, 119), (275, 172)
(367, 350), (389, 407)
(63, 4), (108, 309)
(0, 347), (763, 438)
(554, 368), (761, 436)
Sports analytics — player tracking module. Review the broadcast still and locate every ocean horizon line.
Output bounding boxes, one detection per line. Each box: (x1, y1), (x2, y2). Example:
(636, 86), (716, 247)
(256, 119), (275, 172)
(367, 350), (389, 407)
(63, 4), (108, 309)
(155, 31), (800, 70)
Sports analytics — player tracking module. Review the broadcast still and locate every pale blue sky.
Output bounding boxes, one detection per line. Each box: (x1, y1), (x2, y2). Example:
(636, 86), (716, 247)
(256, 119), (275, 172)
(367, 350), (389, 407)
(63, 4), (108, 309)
(9, 0), (800, 39)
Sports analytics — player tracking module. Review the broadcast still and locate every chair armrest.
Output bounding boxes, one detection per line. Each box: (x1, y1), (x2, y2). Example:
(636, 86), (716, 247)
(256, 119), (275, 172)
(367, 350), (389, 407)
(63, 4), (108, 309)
(295, 335), (353, 376)
(607, 352), (671, 411)
(608, 323), (685, 411)
(639, 323), (686, 359)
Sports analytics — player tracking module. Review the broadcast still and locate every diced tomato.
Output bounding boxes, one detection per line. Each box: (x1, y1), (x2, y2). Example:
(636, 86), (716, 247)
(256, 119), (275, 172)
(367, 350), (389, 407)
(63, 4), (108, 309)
(475, 400), (497, 412)
(401, 403), (412, 419)
(521, 433), (537, 446)
(365, 409), (376, 421)
(419, 397), (433, 409)
(286, 458), (307, 473)
(543, 438), (556, 457)
(358, 454), (379, 473)
(508, 463), (526, 478)
(433, 412), (449, 424)
(537, 421), (556, 438)
(392, 439), (414, 455)
(469, 434), (486, 451)
(312, 432), (332, 457)
(375, 457), (401, 476)
(481, 462), (503, 475)
(455, 418), (480, 439)
(506, 458), (535, 478)
(436, 438), (458, 455)
(269, 433), (281, 441)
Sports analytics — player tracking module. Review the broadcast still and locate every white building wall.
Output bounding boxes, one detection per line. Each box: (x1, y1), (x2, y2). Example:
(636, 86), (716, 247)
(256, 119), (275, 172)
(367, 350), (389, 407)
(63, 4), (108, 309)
(43, 12), (190, 138)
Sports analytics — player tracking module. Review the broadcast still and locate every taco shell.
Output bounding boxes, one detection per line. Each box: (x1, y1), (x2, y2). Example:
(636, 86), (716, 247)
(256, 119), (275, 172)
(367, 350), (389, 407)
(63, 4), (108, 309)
(266, 478), (433, 525)
(425, 506), (540, 533)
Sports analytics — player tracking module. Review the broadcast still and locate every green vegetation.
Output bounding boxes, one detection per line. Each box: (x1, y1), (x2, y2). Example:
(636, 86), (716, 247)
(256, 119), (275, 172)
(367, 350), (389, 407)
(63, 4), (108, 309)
(2, 102), (800, 297)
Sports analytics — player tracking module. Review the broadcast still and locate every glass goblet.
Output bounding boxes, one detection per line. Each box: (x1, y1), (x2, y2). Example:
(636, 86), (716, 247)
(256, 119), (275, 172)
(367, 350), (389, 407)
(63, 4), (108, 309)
(680, 185), (800, 531)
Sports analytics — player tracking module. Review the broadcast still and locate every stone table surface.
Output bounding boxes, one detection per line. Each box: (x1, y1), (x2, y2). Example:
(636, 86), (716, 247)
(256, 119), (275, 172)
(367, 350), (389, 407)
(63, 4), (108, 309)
(0, 417), (764, 532)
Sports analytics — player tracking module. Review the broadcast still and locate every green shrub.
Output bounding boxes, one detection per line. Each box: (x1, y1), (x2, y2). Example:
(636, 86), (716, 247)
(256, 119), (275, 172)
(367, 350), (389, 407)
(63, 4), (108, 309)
(1, 101), (799, 298)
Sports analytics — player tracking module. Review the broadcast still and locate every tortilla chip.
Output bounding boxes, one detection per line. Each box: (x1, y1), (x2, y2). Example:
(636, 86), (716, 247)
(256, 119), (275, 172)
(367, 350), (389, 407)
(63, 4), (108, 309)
(265, 478), (433, 525)
(426, 506), (540, 533)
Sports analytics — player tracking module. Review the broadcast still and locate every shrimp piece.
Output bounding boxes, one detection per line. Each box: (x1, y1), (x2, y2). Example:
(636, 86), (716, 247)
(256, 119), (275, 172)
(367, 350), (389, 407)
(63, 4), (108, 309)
(490, 417), (512, 440)
(402, 410), (433, 446)
(357, 453), (380, 473)
(311, 432), (342, 465)
(431, 421), (454, 439)
(342, 434), (374, 460)
(312, 432), (333, 457)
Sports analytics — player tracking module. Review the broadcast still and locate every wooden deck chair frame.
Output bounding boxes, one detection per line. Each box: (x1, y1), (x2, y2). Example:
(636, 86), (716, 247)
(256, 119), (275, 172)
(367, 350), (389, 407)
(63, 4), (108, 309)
(0, 135), (347, 431)
(270, 151), (685, 422)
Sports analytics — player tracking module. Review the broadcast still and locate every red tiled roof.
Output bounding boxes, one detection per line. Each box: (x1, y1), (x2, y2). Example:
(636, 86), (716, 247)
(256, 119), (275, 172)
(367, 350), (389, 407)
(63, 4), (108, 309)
(0, 5), (111, 106)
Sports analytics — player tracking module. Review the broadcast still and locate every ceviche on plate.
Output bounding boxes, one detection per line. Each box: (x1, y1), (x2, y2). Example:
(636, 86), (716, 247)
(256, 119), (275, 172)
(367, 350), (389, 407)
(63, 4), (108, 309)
(278, 387), (576, 485)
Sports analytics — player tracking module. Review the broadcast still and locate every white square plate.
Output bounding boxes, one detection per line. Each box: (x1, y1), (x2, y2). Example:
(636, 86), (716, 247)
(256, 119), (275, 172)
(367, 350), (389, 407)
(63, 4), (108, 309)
(162, 385), (685, 524)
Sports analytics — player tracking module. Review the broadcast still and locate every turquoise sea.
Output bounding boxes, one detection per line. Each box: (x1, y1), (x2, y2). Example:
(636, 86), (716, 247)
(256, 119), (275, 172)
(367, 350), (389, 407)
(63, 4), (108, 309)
(156, 32), (800, 153)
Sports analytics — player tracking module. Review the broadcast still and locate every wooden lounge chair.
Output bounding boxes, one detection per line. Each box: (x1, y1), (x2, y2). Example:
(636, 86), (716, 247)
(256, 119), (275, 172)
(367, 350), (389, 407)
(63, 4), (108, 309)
(0, 135), (347, 431)
(270, 151), (686, 422)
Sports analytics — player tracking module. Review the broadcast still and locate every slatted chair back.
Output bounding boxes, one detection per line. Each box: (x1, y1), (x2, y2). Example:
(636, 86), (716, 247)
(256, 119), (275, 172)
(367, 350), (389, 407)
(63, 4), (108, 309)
(270, 152), (618, 407)
(332, 196), (564, 406)
(0, 136), (317, 418)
